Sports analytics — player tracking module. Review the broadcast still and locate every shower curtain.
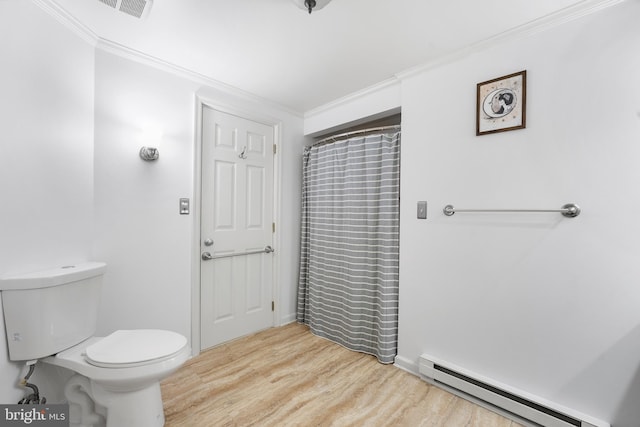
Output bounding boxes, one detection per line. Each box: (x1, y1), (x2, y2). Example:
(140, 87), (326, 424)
(296, 129), (400, 364)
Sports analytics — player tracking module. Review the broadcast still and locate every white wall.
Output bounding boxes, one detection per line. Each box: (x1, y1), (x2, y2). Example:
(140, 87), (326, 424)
(0, 0), (95, 403)
(92, 51), (196, 337)
(396, 1), (640, 425)
(92, 50), (305, 339)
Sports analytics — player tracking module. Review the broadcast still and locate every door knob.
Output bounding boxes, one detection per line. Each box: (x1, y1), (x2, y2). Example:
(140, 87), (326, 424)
(201, 252), (213, 261)
(204, 238), (214, 247)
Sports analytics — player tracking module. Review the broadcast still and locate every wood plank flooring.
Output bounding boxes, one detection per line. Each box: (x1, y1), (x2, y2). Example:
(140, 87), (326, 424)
(161, 323), (525, 427)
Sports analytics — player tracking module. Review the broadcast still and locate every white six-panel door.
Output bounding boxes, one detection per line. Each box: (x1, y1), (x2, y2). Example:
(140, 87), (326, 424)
(200, 106), (275, 350)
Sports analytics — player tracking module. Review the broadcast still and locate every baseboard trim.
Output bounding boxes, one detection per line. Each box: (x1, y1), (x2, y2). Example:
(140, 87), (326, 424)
(394, 355), (419, 375)
(279, 313), (297, 326)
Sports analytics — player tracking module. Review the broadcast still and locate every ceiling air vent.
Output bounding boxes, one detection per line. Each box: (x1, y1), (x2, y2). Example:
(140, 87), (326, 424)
(98, 0), (153, 19)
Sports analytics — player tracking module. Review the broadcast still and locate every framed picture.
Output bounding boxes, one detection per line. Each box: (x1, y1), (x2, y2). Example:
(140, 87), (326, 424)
(476, 70), (526, 135)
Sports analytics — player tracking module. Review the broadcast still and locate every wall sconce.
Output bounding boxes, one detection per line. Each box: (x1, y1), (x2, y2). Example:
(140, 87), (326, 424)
(139, 146), (159, 161)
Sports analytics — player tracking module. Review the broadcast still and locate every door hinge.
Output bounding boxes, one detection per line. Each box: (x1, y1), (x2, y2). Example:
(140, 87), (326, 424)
(271, 301), (275, 311)
(273, 144), (277, 155)
(272, 222), (275, 233)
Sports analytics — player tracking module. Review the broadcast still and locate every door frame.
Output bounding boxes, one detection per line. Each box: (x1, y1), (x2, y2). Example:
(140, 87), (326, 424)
(191, 95), (283, 356)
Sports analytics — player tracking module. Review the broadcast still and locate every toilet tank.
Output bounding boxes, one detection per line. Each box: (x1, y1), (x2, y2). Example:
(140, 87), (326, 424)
(0, 262), (106, 361)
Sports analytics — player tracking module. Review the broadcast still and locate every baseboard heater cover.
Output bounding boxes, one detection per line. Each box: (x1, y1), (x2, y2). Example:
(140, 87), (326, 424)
(418, 354), (609, 427)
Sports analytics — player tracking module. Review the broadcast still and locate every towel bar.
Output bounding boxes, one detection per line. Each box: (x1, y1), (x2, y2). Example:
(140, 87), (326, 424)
(443, 203), (580, 218)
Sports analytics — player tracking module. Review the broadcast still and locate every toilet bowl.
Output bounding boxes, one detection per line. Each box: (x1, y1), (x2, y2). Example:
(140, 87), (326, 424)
(0, 262), (191, 427)
(44, 329), (190, 427)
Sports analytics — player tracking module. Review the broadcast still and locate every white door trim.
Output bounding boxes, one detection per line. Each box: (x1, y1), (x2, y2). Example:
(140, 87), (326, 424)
(191, 95), (283, 356)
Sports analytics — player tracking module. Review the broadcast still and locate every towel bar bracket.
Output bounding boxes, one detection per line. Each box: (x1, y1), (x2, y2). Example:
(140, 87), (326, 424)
(560, 203), (581, 218)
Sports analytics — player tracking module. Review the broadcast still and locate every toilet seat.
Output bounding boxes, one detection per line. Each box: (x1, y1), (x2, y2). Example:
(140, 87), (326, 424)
(44, 333), (191, 386)
(85, 330), (188, 368)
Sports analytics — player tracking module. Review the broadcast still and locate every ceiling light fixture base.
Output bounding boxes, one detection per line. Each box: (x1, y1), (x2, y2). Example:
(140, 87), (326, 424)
(291, 0), (332, 14)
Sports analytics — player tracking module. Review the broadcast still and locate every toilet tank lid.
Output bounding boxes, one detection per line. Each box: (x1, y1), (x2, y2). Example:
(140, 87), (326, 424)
(0, 262), (106, 291)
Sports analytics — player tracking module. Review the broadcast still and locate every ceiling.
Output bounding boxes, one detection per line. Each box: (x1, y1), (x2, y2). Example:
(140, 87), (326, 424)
(50, 0), (602, 113)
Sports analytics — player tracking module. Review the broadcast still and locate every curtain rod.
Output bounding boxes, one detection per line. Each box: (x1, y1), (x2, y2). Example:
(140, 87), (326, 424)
(312, 125), (401, 146)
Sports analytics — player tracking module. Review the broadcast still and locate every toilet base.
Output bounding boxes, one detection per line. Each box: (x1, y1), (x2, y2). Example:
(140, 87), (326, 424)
(65, 374), (165, 427)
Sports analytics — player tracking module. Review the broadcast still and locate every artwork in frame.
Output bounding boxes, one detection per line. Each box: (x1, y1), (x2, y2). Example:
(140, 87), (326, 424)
(476, 70), (527, 136)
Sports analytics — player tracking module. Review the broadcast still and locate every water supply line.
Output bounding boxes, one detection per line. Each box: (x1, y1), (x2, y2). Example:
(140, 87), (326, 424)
(18, 360), (46, 404)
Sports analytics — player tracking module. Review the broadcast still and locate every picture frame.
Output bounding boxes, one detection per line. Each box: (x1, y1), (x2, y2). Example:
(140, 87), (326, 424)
(476, 70), (526, 136)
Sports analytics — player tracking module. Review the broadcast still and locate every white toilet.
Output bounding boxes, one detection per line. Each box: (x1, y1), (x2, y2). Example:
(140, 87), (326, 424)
(0, 262), (191, 427)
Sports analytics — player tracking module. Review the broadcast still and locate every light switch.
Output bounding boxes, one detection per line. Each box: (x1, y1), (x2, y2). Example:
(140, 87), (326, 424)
(180, 198), (190, 215)
(417, 201), (427, 219)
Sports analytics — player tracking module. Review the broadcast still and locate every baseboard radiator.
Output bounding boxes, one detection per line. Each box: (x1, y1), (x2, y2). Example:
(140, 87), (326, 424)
(418, 355), (609, 427)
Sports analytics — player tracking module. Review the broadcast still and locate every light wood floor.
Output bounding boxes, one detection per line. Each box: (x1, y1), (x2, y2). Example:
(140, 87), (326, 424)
(160, 323), (525, 426)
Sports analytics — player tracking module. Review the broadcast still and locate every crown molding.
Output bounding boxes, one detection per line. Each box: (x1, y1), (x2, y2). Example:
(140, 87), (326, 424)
(306, 0), (626, 116)
(95, 38), (303, 117)
(395, 0), (626, 80)
(32, 0), (99, 45)
(31, 0), (303, 118)
(33, 0), (623, 118)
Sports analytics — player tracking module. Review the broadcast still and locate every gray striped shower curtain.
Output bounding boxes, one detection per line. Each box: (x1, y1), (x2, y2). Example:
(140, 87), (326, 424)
(296, 130), (400, 364)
